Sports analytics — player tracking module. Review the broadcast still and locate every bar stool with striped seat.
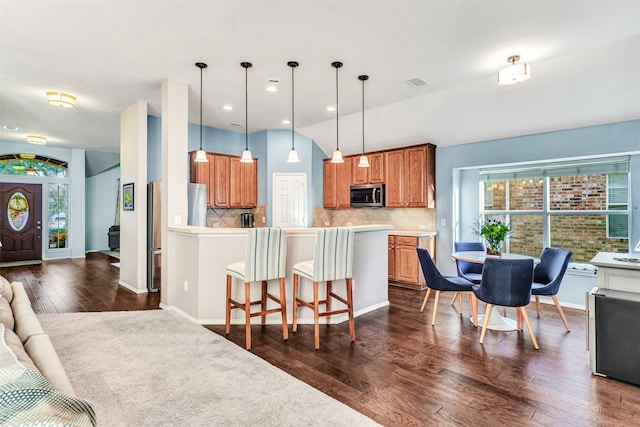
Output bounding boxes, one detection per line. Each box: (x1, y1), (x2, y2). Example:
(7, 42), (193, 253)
(292, 228), (355, 350)
(225, 227), (288, 350)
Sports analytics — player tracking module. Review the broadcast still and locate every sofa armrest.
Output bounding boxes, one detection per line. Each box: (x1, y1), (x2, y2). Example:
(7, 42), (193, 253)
(24, 334), (76, 397)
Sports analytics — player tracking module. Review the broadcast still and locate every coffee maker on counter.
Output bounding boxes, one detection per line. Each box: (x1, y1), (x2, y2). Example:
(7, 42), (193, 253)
(240, 213), (254, 228)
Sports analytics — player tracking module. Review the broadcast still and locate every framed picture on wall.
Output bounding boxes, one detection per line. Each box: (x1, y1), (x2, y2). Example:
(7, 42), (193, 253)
(123, 182), (134, 211)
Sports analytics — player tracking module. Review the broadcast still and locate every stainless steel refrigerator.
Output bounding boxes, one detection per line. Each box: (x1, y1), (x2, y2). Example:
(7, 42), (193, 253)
(147, 181), (161, 292)
(188, 183), (207, 227)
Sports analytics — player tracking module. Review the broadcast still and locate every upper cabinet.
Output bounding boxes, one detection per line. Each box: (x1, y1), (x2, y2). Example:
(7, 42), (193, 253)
(323, 157), (352, 209)
(190, 151), (257, 209)
(323, 143), (435, 209)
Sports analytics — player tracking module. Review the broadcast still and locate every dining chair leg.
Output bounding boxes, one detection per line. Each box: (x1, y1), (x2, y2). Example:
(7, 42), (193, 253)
(516, 308), (522, 331)
(535, 296), (541, 317)
(313, 281), (320, 350)
(279, 278), (288, 340)
(292, 274), (299, 333)
(451, 292), (459, 306)
(431, 291), (441, 326)
(261, 280), (268, 325)
(346, 278), (355, 342)
(420, 288), (432, 312)
(225, 275), (232, 334)
(552, 295), (571, 332)
(479, 304), (493, 344)
(245, 281), (252, 350)
(471, 294), (478, 327)
(519, 306), (539, 350)
(459, 293), (463, 312)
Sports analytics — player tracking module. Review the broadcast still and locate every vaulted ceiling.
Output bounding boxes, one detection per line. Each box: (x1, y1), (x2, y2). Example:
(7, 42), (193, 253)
(1, 1), (639, 157)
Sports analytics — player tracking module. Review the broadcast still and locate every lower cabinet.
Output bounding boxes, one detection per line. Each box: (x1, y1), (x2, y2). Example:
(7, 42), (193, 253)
(388, 234), (436, 290)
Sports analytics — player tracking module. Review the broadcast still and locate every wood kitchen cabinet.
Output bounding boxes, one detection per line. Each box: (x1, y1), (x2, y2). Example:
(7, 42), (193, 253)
(351, 152), (384, 185)
(388, 233), (436, 290)
(230, 157), (257, 208)
(190, 151), (257, 209)
(323, 157), (352, 209)
(384, 144), (435, 208)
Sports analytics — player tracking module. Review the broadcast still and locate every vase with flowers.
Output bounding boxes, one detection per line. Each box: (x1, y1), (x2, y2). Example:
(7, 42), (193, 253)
(475, 218), (511, 256)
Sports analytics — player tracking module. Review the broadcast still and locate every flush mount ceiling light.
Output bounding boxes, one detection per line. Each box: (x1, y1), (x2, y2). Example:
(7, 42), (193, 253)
(330, 61), (344, 164)
(240, 62), (254, 163)
(287, 61), (300, 163)
(357, 75), (370, 168)
(498, 55), (531, 85)
(27, 135), (47, 145)
(194, 62), (209, 163)
(46, 91), (76, 108)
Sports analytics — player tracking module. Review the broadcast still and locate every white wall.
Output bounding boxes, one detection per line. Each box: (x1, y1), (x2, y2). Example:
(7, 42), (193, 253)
(86, 166), (120, 251)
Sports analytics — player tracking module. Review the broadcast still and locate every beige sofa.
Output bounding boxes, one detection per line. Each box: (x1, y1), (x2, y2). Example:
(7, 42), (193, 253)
(0, 275), (75, 395)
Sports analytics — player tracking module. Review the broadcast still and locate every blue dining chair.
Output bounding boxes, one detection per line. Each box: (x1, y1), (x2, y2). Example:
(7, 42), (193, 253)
(472, 257), (539, 349)
(416, 247), (476, 326)
(451, 241), (485, 312)
(531, 247), (572, 332)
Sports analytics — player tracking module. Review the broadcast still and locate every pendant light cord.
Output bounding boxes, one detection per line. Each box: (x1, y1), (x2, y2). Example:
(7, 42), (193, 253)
(245, 65), (248, 150)
(361, 77), (365, 155)
(335, 65), (339, 150)
(291, 64), (295, 150)
(200, 66), (203, 151)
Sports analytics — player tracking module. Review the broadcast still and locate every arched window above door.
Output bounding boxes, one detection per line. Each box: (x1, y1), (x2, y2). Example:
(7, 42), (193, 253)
(0, 153), (68, 177)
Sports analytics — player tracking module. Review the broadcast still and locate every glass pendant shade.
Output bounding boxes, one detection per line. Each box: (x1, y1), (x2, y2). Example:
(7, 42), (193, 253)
(357, 155), (370, 168)
(287, 148), (300, 163)
(194, 149), (208, 162)
(240, 149), (253, 163)
(498, 55), (531, 85)
(331, 149), (344, 163)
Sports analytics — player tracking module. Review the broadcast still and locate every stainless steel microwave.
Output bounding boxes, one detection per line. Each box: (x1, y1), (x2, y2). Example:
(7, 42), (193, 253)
(350, 184), (385, 208)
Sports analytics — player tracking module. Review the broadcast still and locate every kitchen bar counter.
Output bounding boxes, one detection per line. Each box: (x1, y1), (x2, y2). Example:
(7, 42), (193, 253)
(164, 225), (391, 325)
(590, 251), (640, 293)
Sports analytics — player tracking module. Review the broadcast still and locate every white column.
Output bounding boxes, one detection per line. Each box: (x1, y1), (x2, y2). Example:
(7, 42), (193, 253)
(161, 79), (189, 306)
(119, 101), (148, 293)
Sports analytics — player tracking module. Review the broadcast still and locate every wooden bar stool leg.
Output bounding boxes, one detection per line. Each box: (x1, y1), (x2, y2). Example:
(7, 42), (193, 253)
(279, 278), (288, 340)
(420, 288), (431, 312)
(292, 274), (299, 333)
(225, 275), (232, 334)
(314, 281), (320, 350)
(261, 280), (267, 325)
(245, 282), (252, 350)
(347, 278), (355, 342)
(326, 280), (332, 324)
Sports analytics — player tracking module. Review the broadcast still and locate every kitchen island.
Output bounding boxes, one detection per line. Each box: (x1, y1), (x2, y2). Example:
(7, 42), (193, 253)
(163, 225), (391, 325)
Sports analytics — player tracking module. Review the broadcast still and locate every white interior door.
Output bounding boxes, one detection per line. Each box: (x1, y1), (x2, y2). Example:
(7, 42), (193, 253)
(272, 173), (307, 228)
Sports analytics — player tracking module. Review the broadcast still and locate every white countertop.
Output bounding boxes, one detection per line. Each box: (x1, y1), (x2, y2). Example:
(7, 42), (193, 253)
(389, 230), (437, 237)
(590, 252), (640, 271)
(168, 224), (393, 236)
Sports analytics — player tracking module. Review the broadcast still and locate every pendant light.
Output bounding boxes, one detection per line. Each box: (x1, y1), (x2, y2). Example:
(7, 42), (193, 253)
(287, 61), (300, 163)
(330, 61), (344, 163)
(357, 74), (370, 168)
(194, 62), (208, 163)
(240, 62), (253, 163)
(498, 55), (531, 85)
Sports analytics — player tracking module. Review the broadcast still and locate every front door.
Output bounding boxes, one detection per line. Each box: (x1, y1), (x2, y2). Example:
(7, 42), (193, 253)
(0, 183), (43, 262)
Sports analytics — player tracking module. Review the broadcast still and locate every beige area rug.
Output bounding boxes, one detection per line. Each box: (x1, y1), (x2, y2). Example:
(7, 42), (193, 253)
(38, 310), (379, 427)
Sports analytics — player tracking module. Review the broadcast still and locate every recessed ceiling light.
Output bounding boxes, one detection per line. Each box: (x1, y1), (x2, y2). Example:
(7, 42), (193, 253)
(282, 119), (290, 125)
(3, 125), (19, 131)
(223, 105), (233, 111)
(326, 106), (336, 112)
(47, 91), (76, 108)
(27, 135), (47, 145)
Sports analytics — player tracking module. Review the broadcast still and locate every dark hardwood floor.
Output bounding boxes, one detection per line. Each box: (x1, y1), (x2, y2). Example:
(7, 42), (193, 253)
(3, 252), (639, 426)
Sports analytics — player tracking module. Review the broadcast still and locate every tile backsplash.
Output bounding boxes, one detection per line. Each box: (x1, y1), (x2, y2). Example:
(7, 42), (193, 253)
(206, 205), (266, 228)
(313, 206), (436, 231)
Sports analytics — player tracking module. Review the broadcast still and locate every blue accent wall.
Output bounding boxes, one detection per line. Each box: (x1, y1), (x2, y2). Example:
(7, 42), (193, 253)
(436, 119), (640, 275)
